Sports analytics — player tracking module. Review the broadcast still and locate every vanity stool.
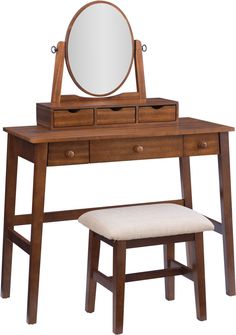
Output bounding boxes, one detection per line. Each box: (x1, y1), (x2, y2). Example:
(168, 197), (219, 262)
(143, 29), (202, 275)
(79, 203), (214, 334)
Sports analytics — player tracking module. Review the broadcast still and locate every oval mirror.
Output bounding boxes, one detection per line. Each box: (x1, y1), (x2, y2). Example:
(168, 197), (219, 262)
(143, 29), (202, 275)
(65, 1), (134, 96)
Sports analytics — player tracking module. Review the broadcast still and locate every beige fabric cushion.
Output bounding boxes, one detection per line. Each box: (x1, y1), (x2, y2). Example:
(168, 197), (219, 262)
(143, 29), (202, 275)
(78, 204), (214, 240)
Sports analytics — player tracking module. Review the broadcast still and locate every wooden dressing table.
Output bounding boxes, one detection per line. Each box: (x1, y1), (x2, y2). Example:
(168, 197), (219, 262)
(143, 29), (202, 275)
(2, 117), (235, 323)
(1, 1), (235, 325)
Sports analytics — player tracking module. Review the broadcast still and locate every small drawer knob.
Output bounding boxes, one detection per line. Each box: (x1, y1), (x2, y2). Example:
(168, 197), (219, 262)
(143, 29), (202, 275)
(133, 145), (144, 153)
(65, 150), (75, 158)
(198, 141), (208, 149)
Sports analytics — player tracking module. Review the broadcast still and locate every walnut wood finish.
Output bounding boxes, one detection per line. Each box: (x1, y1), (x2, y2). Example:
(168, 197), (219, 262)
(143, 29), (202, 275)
(125, 266), (191, 282)
(139, 106), (176, 123)
(51, 41), (65, 104)
(48, 141), (89, 166)
(1, 117), (235, 326)
(179, 156), (193, 209)
(184, 133), (219, 156)
(85, 231), (101, 313)
(36, 104), (53, 128)
(93, 232), (196, 250)
(14, 136), (35, 162)
(96, 107), (135, 125)
(190, 233), (207, 320)
(53, 109), (94, 128)
(126, 233), (195, 249)
(134, 40), (146, 100)
(218, 132), (235, 295)
(13, 199), (184, 226)
(5, 118), (233, 144)
(1, 135), (18, 298)
(90, 136), (183, 163)
(164, 243), (175, 300)
(113, 241), (126, 334)
(27, 143), (47, 324)
(93, 271), (113, 292)
(179, 156), (193, 267)
(46, 97), (177, 111)
(86, 230), (207, 334)
(8, 229), (30, 255)
(170, 260), (193, 281)
(37, 98), (178, 129)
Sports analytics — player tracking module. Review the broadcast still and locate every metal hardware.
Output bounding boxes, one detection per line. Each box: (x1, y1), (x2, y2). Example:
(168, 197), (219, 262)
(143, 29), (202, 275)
(142, 44), (147, 52)
(51, 45), (58, 54)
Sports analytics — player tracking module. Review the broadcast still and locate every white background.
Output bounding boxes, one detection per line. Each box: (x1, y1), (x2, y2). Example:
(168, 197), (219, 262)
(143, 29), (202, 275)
(0, 0), (236, 334)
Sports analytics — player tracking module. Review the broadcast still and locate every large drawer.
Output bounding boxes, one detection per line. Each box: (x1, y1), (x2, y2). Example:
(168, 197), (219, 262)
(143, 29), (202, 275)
(48, 141), (89, 166)
(90, 136), (183, 163)
(184, 133), (219, 156)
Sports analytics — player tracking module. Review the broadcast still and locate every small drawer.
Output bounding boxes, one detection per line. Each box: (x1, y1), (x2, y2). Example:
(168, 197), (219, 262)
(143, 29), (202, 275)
(96, 107), (135, 125)
(138, 105), (176, 123)
(48, 141), (89, 166)
(184, 133), (219, 156)
(53, 109), (94, 128)
(90, 136), (183, 163)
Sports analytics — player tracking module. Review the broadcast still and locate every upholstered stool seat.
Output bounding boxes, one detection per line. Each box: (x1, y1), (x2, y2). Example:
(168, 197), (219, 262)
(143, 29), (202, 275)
(79, 203), (213, 240)
(78, 204), (214, 334)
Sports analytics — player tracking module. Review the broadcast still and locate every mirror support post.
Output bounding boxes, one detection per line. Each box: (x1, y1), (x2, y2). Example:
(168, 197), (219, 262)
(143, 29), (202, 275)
(51, 41), (65, 104)
(50, 40), (147, 104)
(134, 40), (146, 101)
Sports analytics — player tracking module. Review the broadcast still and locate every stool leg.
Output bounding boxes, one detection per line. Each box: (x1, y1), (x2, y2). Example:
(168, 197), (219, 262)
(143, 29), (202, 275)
(163, 243), (175, 300)
(85, 231), (100, 313)
(113, 241), (126, 334)
(191, 232), (207, 321)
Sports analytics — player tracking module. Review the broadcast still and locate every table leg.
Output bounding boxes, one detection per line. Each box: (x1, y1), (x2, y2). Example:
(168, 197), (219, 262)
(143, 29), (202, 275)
(179, 156), (193, 266)
(179, 156), (193, 208)
(218, 133), (235, 296)
(1, 135), (18, 298)
(27, 143), (47, 323)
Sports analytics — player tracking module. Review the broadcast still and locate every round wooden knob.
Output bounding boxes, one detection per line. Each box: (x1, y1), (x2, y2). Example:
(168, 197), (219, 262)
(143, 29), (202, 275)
(65, 150), (75, 158)
(198, 141), (208, 149)
(133, 145), (144, 153)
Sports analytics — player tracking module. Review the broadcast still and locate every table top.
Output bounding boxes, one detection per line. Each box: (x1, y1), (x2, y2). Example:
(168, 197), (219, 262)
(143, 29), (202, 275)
(3, 117), (234, 144)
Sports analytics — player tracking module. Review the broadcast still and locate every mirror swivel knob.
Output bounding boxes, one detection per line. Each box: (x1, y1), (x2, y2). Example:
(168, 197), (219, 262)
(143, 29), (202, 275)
(65, 150), (75, 158)
(133, 145), (144, 153)
(51, 45), (58, 54)
(142, 44), (147, 52)
(198, 141), (208, 149)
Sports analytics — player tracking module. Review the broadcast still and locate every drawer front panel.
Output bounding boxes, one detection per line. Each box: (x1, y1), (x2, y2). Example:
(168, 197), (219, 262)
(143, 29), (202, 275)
(48, 141), (89, 166)
(96, 107), (135, 125)
(90, 136), (183, 163)
(53, 109), (94, 128)
(184, 133), (219, 156)
(138, 106), (176, 123)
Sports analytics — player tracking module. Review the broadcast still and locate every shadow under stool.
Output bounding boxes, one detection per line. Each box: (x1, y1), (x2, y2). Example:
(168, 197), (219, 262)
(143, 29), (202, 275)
(78, 203), (214, 334)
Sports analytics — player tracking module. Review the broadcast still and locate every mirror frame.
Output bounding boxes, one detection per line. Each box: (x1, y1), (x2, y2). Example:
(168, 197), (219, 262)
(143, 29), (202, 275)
(64, 1), (134, 97)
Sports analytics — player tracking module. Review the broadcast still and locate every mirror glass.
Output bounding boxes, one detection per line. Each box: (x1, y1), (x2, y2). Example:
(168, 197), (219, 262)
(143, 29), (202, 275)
(65, 1), (134, 96)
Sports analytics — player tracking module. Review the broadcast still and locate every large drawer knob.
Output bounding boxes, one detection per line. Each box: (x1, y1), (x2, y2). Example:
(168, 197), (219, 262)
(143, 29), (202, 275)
(65, 150), (75, 158)
(133, 145), (144, 153)
(198, 141), (208, 149)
